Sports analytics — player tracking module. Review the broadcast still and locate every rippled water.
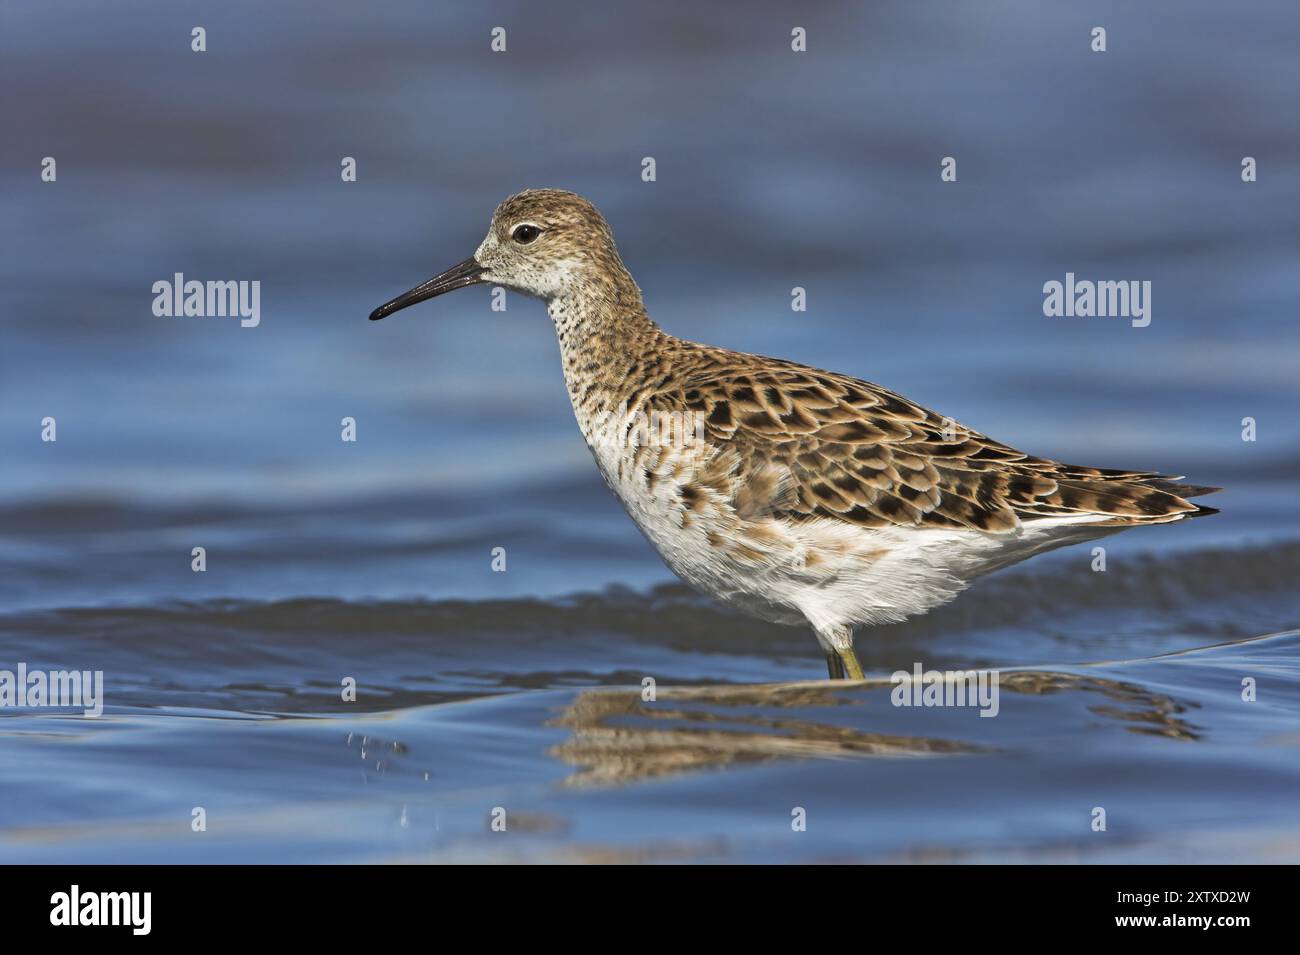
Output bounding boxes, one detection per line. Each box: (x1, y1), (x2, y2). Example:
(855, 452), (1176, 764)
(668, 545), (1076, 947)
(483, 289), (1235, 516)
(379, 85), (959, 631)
(1, 0), (1297, 862)
(1, 517), (1297, 863)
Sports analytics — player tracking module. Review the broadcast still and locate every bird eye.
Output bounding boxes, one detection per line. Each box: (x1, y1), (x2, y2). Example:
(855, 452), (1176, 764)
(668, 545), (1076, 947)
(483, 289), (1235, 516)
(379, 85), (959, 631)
(511, 224), (541, 244)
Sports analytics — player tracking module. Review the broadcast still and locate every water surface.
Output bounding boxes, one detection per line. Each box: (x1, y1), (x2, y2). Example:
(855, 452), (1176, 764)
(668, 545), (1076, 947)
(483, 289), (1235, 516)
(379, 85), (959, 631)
(1, 0), (1297, 863)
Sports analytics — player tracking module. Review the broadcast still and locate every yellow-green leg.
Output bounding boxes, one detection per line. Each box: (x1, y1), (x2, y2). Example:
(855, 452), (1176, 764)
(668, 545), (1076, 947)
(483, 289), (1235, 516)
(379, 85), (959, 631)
(824, 651), (846, 680)
(811, 628), (863, 680)
(818, 625), (865, 680)
(837, 646), (865, 680)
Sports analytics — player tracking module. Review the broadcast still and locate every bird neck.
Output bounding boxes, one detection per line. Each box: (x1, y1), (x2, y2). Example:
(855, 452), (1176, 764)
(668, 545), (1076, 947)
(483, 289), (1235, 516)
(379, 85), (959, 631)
(546, 270), (667, 421)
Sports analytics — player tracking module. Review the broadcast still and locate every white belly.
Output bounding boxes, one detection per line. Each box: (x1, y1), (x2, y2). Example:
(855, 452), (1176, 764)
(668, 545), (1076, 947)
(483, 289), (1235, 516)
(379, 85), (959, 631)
(577, 412), (1119, 634)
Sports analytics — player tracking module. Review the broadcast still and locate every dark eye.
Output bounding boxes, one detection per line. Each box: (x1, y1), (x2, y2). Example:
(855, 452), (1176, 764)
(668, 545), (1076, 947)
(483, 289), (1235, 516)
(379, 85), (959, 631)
(512, 224), (541, 244)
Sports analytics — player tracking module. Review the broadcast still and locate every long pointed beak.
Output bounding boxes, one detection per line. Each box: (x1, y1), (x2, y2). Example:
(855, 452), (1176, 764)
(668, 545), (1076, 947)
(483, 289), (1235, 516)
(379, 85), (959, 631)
(368, 257), (486, 321)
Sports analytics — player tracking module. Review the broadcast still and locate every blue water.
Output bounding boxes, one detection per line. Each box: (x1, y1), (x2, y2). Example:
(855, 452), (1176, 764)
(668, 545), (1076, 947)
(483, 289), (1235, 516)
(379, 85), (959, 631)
(0, 0), (1297, 862)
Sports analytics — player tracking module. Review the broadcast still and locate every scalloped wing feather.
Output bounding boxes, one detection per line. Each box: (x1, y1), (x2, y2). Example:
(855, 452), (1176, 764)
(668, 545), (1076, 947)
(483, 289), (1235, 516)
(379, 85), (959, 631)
(667, 355), (1218, 534)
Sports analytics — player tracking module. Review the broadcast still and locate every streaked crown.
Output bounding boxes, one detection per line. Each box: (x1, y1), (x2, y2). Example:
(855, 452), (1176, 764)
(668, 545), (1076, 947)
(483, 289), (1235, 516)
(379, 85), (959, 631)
(475, 189), (637, 302)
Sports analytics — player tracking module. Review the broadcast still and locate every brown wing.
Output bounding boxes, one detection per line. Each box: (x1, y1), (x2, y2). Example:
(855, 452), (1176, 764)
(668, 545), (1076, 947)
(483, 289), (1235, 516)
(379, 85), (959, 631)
(666, 355), (1218, 533)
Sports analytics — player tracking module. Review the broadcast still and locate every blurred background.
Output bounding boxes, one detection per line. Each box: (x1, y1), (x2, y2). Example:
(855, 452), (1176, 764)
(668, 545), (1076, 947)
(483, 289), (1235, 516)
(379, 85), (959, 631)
(1, 0), (1296, 610)
(0, 1), (1296, 863)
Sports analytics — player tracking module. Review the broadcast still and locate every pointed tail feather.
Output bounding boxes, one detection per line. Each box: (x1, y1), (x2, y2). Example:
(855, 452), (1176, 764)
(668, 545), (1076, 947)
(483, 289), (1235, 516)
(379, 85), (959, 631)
(1141, 478), (1224, 499)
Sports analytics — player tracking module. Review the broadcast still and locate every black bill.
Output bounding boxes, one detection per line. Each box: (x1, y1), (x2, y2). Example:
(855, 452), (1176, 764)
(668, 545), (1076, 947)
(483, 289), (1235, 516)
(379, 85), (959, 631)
(368, 257), (486, 321)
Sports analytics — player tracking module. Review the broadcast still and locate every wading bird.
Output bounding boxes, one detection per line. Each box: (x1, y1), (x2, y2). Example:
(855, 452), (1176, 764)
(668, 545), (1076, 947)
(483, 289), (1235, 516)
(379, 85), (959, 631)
(370, 190), (1218, 679)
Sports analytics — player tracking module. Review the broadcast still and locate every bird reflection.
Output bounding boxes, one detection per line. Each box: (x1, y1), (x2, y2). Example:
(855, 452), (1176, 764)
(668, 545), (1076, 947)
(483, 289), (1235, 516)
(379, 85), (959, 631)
(547, 670), (1200, 786)
(547, 679), (982, 786)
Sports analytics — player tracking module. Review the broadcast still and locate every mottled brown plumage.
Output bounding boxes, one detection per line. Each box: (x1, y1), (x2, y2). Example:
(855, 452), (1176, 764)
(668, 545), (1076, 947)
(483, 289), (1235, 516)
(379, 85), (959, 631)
(370, 189), (1221, 678)
(652, 354), (1218, 533)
